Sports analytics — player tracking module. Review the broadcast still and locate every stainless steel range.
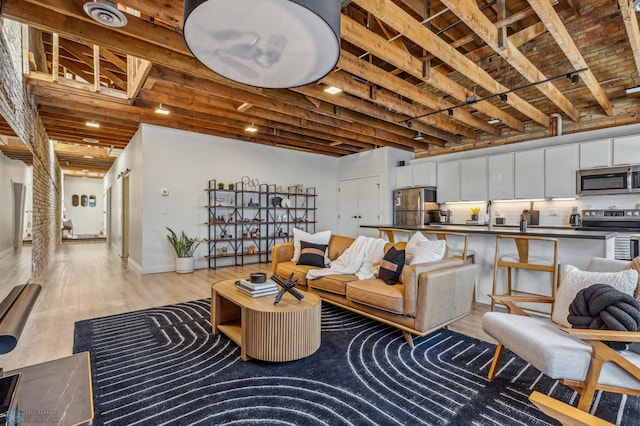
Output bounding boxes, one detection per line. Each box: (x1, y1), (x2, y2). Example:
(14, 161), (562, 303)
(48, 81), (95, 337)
(579, 209), (640, 260)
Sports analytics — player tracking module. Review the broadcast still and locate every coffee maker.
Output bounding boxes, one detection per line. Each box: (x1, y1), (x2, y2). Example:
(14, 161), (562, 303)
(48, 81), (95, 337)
(569, 206), (581, 227)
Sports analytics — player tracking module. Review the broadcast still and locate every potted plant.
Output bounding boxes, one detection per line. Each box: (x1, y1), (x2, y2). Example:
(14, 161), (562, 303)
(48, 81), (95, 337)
(218, 182), (224, 190)
(166, 227), (201, 273)
(228, 183), (235, 190)
(470, 207), (480, 221)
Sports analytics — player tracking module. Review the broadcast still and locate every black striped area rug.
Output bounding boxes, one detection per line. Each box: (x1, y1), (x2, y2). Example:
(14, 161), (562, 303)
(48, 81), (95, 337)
(74, 300), (638, 425)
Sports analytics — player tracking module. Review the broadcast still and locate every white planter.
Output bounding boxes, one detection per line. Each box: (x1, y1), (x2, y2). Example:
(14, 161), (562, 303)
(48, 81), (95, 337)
(175, 256), (195, 274)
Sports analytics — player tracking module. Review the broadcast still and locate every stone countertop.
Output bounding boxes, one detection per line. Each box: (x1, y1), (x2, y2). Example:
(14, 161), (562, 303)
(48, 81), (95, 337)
(362, 224), (617, 240)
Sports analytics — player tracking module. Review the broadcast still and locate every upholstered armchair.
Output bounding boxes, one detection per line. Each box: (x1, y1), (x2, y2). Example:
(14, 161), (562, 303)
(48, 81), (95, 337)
(482, 257), (640, 414)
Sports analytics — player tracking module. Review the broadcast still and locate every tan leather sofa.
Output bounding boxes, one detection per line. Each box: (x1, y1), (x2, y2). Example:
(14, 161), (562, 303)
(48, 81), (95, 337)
(272, 234), (478, 347)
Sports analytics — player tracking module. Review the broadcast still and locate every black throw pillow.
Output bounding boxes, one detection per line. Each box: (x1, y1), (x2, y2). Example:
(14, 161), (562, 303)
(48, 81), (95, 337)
(379, 247), (405, 285)
(297, 240), (327, 268)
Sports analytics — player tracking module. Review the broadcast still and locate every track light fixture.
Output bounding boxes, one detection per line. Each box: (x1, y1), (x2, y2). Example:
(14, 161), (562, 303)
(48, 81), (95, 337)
(400, 68), (587, 124)
(406, 120), (412, 128)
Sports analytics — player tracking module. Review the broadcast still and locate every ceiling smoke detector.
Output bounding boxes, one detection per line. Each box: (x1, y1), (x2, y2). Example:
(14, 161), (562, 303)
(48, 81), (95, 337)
(83, 1), (128, 28)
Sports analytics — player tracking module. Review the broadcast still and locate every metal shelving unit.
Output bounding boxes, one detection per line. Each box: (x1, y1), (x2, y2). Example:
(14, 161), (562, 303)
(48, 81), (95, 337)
(205, 179), (316, 269)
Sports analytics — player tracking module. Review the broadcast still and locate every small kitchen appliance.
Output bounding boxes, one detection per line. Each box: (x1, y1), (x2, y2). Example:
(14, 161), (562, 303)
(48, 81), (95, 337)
(569, 207), (581, 227)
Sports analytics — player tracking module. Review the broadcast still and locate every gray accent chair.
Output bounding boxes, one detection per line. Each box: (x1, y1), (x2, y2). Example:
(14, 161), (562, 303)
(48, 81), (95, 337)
(482, 257), (640, 413)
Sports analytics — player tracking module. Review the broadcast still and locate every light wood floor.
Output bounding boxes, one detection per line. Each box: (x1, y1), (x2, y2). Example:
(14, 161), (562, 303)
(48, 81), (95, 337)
(0, 241), (494, 371)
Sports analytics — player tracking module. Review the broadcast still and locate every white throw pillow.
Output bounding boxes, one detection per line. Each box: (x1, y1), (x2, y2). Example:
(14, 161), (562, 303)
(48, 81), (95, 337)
(291, 229), (331, 263)
(551, 265), (639, 327)
(409, 240), (447, 265)
(405, 232), (429, 264)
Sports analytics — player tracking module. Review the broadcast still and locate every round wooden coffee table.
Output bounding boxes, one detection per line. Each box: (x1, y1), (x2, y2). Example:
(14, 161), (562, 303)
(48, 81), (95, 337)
(211, 279), (321, 362)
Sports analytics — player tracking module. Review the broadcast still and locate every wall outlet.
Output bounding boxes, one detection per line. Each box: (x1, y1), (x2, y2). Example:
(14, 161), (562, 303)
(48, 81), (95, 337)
(549, 208), (558, 216)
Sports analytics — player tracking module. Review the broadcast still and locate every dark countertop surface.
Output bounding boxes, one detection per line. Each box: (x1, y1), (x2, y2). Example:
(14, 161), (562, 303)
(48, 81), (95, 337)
(362, 224), (617, 240)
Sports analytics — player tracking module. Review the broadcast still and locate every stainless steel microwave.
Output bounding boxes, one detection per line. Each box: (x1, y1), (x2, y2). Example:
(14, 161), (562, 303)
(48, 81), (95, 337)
(577, 166), (640, 195)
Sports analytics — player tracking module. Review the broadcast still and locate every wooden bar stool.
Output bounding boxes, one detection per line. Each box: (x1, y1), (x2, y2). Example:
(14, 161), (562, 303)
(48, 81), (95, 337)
(490, 234), (559, 314)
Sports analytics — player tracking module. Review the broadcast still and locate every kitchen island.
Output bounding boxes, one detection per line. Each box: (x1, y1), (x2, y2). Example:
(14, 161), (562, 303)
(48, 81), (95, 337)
(361, 224), (617, 305)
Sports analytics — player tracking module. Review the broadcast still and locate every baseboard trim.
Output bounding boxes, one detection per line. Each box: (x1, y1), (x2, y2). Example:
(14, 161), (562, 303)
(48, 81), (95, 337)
(0, 247), (14, 259)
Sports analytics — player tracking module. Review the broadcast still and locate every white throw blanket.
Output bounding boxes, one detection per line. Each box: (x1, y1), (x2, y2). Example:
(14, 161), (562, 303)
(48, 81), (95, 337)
(306, 236), (387, 281)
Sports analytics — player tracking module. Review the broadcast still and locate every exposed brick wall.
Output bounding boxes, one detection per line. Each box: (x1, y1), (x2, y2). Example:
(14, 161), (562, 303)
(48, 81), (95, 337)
(0, 20), (62, 282)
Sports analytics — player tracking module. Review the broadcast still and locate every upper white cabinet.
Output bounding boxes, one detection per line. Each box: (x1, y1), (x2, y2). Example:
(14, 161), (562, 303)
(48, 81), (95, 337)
(613, 135), (640, 165)
(395, 166), (413, 188)
(412, 162), (437, 187)
(460, 157), (488, 201)
(545, 144), (578, 198)
(395, 162), (437, 188)
(579, 139), (611, 169)
(488, 153), (514, 200)
(514, 149), (545, 199)
(436, 160), (460, 203)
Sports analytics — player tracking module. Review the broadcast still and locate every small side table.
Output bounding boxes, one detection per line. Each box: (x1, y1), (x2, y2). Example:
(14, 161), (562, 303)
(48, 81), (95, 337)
(211, 279), (321, 362)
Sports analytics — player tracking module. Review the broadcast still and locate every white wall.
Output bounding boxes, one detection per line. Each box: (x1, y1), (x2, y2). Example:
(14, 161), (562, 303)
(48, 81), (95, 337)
(63, 176), (105, 235)
(0, 151), (28, 257)
(106, 124), (340, 274)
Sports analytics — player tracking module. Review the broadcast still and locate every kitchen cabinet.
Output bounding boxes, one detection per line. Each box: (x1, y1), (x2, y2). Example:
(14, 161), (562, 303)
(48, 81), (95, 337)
(613, 135), (640, 165)
(514, 149), (545, 199)
(394, 162), (436, 188)
(436, 160), (460, 203)
(395, 165), (413, 188)
(579, 139), (611, 169)
(460, 157), (488, 201)
(412, 162), (437, 187)
(545, 144), (578, 198)
(488, 153), (514, 200)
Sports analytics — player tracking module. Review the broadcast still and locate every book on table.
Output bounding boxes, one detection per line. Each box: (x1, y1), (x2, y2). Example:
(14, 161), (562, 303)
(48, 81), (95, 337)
(235, 280), (278, 297)
(235, 285), (278, 298)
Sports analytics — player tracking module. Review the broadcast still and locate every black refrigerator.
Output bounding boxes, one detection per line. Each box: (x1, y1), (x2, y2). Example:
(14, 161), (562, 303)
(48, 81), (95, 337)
(393, 187), (438, 226)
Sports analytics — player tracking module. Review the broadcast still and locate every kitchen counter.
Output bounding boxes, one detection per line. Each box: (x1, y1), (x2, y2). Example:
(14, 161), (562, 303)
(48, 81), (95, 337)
(362, 224), (617, 240)
(361, 224), (618, 306)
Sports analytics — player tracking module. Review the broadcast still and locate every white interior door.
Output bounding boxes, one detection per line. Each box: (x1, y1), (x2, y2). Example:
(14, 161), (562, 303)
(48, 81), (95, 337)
(357, 176), (380, 238)
(337, 176), (381, 238)
(338, 178), (359, 237)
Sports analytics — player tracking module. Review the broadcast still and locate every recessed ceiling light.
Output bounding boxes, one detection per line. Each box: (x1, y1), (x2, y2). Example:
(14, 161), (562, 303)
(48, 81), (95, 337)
(245, 123), (258, 133)
(324, 86), (342, 95)
(83, 155), (94, 159)
(82, 138), (100, 143)
(487, 118), (501, 124)
(155, 103), (170, 115)
(86, 120), (100, 128)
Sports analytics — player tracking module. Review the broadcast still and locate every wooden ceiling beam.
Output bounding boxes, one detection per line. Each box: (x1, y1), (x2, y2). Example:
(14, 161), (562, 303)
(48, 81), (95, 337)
(140, 82), (419, 152)
(618, 0), (640, 81)
(147, 66), (423, 150)
(320, 70), (474, 141)
(352, 0), (550, 128)
(341, 15), (523, 132)
(525, 0), (612, 116)
(59, 39), (127, 90)
(99, 47), (127, 73)
(441, 0), (580, 122)
(337, 50), (498, 135)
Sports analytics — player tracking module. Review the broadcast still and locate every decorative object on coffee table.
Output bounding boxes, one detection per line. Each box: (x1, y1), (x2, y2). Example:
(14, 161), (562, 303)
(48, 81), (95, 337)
(271, 273), (304, 305)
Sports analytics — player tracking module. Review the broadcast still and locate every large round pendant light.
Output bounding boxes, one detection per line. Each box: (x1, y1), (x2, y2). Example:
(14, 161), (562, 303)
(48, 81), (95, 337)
(183, 0), (341, 89)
